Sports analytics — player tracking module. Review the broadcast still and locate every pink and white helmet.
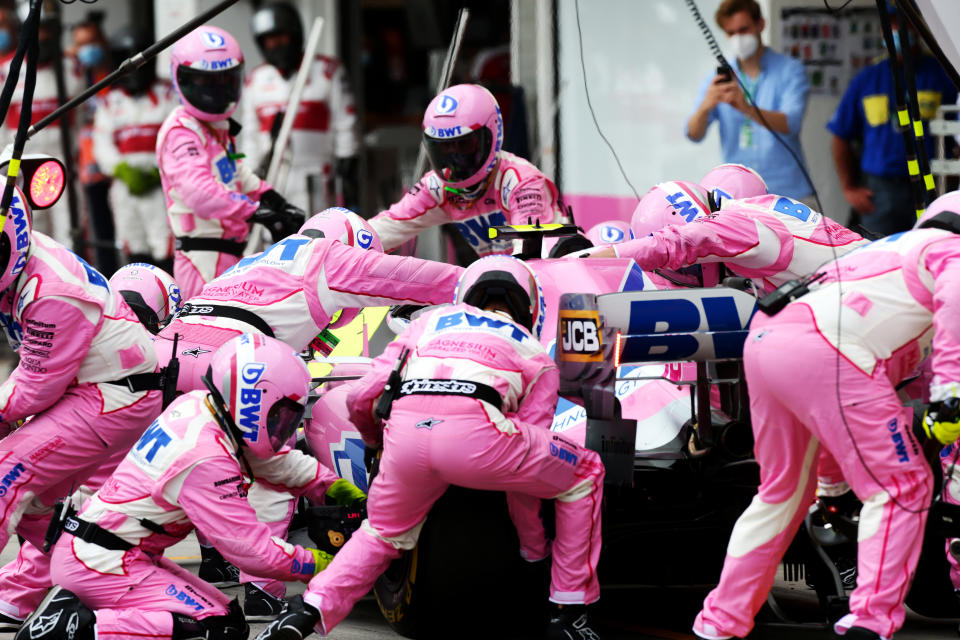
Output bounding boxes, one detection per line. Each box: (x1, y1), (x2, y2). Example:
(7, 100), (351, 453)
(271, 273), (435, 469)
(422, 83), (503, 190)
(699, 163), (768, 209)
(586, 220), (632, 246)
(454, 255), (545, 339)
(299, 207), (382, 252)
(170, 26), (244, 122)
(0, 186), (31, 292)
(109, 263), (182, 334)
(299, 208), (382, 330)
(205, 333), (311, 459)
(631, 181), (718, 287)
(915, 190), (960, 232)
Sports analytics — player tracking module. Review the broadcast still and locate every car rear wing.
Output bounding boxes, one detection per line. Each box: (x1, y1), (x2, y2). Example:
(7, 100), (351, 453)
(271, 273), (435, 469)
(555, 287), (758, 484)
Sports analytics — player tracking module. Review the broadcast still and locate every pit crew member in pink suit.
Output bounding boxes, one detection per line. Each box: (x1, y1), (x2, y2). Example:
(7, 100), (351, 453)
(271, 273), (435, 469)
(0, 184), (161, 556)
(693, 191), (960, 640)
(158, 25), (303, 300)
(0, 262), (179, 630)
(154, 207), (463, 393)
(17, 334), (334, 640)
(255, 255), (605, 640)
(370, 84), (563, 257)
(590, 178), (867, 293)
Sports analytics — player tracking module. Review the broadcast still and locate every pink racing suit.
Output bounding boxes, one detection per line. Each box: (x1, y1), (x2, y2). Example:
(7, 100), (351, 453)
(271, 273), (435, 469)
(0, 231), (161, 553)
(48, 391), (338, 639)
(695, 228), (960, 640)
(94, 80), (179, 262)
(614, 194), (867, 293)
(154, 234), (463, 392)
(370, 152), (563, 256)
(300, 304), (605, 634)
(157, 105), (273, 299)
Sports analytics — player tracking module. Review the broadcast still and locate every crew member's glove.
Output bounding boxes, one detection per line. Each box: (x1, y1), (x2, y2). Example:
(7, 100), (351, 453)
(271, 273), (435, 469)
(307, 547), (335, 575)
(325, 478), (366, 506)
(921, 397), (960, 446)
(250, 189), (306, 242)
(114, 162), (161, 196)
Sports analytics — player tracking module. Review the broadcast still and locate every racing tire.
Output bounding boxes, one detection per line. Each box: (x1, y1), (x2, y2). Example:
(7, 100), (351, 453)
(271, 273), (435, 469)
(373, 486), (548, 639)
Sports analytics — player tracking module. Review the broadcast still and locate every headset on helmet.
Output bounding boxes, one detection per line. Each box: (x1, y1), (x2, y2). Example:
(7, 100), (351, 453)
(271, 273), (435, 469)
(251, 2), (304, 75)
(915, 191), (960, 234)
(203, 333), (311, 459)
(109, 263), (181, 334)
(631, 181), (719, 287)
(422, 83), (503, 192)
(299, 208), (382, 330)
(454, 255), (545, 339)
(170, 26), (244, 122)
(699, 163), (768, 210)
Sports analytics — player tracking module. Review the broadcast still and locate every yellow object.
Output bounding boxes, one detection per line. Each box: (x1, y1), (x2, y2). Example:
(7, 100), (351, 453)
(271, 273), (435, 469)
(907, 159), (919, 175)
(7, 158), (20, 177)
(307, 306), (391, 379)
(916, 90), (942, 120)
(488, 222), (567, 239)
(913, 121), (924, 138)
(924, 174), (935, 191)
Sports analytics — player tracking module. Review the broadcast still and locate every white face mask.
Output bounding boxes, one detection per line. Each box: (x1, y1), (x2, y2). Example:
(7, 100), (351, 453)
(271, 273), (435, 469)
(729, 33), (759, 60)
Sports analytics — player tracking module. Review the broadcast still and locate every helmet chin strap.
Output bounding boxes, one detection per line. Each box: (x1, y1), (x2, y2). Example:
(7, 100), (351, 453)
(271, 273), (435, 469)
(202, 373), (256, 483)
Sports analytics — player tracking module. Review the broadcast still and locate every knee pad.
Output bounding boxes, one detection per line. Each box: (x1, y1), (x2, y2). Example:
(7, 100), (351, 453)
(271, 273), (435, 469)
(202, 599), (249, 640)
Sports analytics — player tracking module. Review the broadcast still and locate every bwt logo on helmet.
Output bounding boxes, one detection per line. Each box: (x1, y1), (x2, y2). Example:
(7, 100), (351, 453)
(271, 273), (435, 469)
(600, 225), (625, 243)
(665, 191), (704, 223)
(237, 362), (266, 442)
(201, 31), (226, 48)
(435, 94), (458, 115)
(356, 229), (373, 249)
(432, 125), (463, 138)
(559, 309), (602, 362)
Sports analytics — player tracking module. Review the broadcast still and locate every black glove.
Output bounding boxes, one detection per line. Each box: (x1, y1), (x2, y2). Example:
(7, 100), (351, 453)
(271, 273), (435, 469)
(251, 189), (307, 242)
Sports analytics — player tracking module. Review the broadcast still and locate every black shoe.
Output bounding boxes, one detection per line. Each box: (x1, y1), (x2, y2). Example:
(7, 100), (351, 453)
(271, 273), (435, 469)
(13, 586), (94, 640)
(199, 545), (240, 587)
(0, 612), (22, 632)
(244, 583), (288, 621)
(545, 604), (601, 640)
(840, 627), (881, 640)
(251, 595), (320, 640)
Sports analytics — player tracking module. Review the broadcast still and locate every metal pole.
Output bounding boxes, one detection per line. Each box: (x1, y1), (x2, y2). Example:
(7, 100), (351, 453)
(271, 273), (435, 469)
(265, 16), (325, 187)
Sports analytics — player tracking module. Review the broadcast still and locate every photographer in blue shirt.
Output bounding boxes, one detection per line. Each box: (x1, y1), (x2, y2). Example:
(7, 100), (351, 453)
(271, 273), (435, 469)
(828, 10), (957, 236)
(686, 0), (812, 203)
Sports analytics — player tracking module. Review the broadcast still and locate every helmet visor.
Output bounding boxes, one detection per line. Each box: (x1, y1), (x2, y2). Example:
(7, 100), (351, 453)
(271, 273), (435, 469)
(176, 63), (244, 115)
(266, 396), (306, 453)
(423, 128), (492, 184)
(463, 273), (533, 331)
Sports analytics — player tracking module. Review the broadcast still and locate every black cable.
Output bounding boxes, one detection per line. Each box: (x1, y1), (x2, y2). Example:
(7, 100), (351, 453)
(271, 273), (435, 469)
(894, 5), (936, 207)
(572, 0), (640, 202)
(684, 0), (823, 212)
(822, 0), (856, 11)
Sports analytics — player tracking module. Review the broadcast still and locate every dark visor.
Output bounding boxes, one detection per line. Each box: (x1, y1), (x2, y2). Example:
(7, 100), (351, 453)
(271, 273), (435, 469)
(423, 127), (492, 183)
(266, 397), (305, 453)
(463, 271), (533, 331)
(176, 63), (244, 115)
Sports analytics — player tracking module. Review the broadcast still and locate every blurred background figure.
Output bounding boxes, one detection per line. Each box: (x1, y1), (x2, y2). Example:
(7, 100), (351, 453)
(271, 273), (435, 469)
(243, 1), (360, 213)
(0, 4), (80, 246)
(93, 26), (175, 271)
(70, 12), (120, 275)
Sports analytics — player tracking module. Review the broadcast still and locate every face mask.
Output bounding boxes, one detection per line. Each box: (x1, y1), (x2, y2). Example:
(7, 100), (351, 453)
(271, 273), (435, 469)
(77, 44), (105, 69)
(729, 33), (759, 60)
(0, 30), (11, 53)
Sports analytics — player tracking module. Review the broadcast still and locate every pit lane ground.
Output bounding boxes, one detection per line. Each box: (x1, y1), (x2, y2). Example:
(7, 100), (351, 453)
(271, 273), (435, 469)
(2, 533), (956, 638)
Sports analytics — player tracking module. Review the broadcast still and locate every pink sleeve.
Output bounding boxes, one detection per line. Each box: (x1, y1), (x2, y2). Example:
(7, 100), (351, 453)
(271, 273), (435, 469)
(159, 125), (261, 222)
(515, 355), (560, 429)
(345, 316), (429, 444)
(247, 448), (339, 503)
(505, 173), (556, 225)
(924, 241), (960, 397)
(369, 176), (447, 251)
(320, 241), (463, 312)
(178, 456), (320, 582)
(614, 210), (773, 271)
(0, 297), (97, 423)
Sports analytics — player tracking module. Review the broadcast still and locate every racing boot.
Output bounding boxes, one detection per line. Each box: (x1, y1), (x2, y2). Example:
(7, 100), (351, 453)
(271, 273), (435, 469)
(545, 604), (601, 640)
(13, 586), (94, 640)
(199, 543), (241, 587)
(252, 595), (320, 640)
(0, 612), (23, 632)
(837, 627), (882, 639)
(244, 582), (288, 621)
